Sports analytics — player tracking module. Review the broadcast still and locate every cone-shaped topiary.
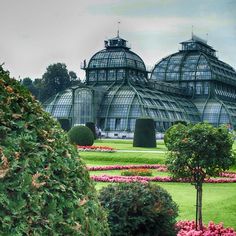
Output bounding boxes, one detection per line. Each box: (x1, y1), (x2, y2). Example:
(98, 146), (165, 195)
(133, 118), (156, 148)
(58, 118), (71, 131)
(85, 122), (96, 139)
(99, 183), (178, 236)
(68, 125), (94, 146)
(0, 66), (110, 235)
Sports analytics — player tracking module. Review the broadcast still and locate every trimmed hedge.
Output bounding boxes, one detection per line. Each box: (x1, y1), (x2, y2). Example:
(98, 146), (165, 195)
(0, 67), (110, 235)
(68, 125), (94, 146)
(133, 118), (156, 148)
(99, 183), (178, 236)
(86, 122), (96, 139)
(58, 118), (71, 131)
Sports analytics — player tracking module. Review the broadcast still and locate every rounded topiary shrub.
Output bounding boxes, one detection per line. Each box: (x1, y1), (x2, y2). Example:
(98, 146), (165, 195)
(133, 118), (156, 147)
(0, 67), (110, 235)
(68, 125), (94, 146)
(85, 122), (96, 139)
(99, 183), (178, 236)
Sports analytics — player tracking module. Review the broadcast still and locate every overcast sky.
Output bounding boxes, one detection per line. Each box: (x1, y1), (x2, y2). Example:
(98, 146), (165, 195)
(0, 0), (235, 80)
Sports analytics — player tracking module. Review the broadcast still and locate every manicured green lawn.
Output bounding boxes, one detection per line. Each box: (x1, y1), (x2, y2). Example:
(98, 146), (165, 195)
(80, 139), (236, 229)
(82, 152), (166, 165)
(94, 139), (167, 151)
(93, 181), (236, 228)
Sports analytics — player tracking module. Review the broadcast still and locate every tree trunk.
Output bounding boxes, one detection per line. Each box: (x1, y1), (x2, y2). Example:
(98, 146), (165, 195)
(198, 183), (203, 230)
(195, 182), (203, 230)
(195, 184), (199, 230)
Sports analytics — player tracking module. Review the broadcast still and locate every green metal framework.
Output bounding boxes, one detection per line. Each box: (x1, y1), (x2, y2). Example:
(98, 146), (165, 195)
(43, 34), (236, 132)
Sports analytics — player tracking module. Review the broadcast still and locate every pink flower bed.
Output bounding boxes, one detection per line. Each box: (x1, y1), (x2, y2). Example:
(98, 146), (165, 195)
(89, 164), (236, 183)
(88, 164), (167, 172)
(77, 145), (116, 152)
(176, 220), (236, 236)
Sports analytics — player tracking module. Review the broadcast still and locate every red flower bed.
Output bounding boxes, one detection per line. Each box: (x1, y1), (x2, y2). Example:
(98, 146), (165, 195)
(176, 220), (236, 235)
(77, 145), (116, 152)
(88, 164), (236, 183)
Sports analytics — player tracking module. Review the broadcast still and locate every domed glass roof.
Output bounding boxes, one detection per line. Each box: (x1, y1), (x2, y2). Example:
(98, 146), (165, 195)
(87, 36), (146, 71)
(151, 35), (236, 83)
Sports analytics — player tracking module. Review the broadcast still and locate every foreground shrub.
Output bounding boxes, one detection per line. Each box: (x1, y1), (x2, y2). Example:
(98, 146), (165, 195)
(0, 67), (110, 235)
(121, 168), (153, 176)
(68, 125), (94, 146)
(99, 183), (178, 236)
(133, 118), (156, 148)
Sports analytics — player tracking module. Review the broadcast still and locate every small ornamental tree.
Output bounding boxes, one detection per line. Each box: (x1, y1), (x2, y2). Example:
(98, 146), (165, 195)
(0, 66), (110, 235)
(165, 123), (235, 230)
(133, 118), (156, 148)
(172, 120), (187, 126)
(99, 183), (178, 236)
(164, 123), (186, 150)
(68, 125), (94, 146)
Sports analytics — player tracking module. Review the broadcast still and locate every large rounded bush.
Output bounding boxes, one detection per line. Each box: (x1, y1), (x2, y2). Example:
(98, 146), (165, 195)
(68, 125), (94, 146)
(0, 67), (110, 235)
(133, 118), (156, 148)
(99, 183), (178, 236)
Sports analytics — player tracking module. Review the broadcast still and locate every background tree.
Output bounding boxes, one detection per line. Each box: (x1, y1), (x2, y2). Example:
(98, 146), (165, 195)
(69, 70), (81, 86)
(42, 63), (71, 101)
(69, 71), (77, 81)
(21, 77), (38, 98)
(165, 123), (235, 230)
(33, 78), (45, 101)
(20, 64), (81, 103)
(22, 77), (33, 87)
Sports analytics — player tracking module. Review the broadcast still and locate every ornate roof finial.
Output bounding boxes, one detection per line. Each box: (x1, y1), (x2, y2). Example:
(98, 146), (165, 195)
(191, 25), (194, 39)
(117, 21), (121, 37)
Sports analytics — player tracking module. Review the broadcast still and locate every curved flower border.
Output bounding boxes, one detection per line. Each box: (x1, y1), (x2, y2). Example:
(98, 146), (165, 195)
(88, 164), (236, 184)
(78, 145), (116, 152)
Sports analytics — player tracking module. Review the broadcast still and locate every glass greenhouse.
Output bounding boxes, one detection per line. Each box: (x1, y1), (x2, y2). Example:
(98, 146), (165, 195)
(151, 34), (236, 128)
(44, 34), (236, 137)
